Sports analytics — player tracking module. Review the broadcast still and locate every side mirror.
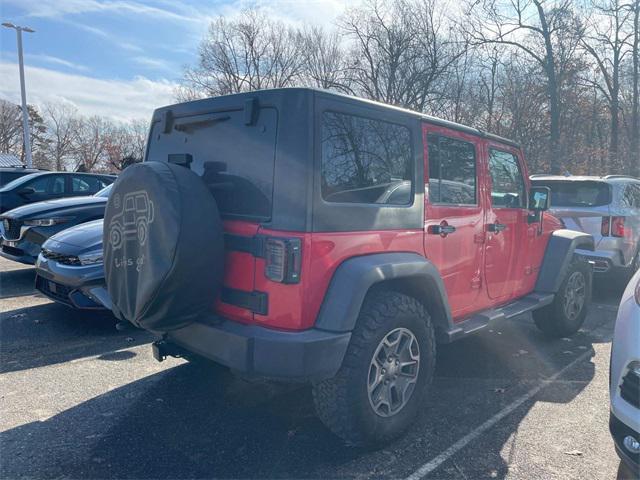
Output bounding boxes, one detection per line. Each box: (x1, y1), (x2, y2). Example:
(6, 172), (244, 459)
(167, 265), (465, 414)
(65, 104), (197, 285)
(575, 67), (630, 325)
(528, 186), (551, 212)
(17, 187), (36, 197)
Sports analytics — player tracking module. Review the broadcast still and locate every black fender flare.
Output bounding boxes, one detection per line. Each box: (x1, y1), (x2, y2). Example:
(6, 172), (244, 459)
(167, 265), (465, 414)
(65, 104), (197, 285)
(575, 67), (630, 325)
(535, 229), (595, 293)
(314, 252), (454, 338)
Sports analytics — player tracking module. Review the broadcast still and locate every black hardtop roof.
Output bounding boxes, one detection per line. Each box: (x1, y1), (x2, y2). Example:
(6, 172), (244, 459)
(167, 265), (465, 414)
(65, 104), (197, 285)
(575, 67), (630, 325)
(156, 87), (521, 149)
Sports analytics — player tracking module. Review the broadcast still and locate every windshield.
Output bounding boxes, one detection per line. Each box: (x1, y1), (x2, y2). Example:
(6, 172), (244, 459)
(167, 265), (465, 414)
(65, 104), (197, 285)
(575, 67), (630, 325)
(95, 184), (113, 198)
(533, 180), (611, 207)
(0, 172), (43, 192)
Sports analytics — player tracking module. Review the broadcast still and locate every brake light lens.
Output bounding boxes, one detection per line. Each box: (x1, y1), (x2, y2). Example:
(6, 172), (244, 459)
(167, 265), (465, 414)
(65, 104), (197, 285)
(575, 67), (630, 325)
(601, 217), (610, 236)
(611, 216), (626, 238)
(264, 237), (302, 284)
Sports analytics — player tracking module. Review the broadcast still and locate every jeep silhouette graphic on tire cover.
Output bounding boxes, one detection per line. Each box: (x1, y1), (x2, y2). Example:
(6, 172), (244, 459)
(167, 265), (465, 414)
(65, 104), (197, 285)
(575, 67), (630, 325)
(108, 191), (154, 251)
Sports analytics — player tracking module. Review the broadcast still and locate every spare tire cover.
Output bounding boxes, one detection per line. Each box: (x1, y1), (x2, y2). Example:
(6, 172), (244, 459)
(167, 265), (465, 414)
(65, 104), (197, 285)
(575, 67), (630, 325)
(104, 161), (224, 332)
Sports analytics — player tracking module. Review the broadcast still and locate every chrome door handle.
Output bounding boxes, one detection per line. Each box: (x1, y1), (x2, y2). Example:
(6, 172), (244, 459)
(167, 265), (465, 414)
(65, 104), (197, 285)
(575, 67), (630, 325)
(487, 222), (507, 233)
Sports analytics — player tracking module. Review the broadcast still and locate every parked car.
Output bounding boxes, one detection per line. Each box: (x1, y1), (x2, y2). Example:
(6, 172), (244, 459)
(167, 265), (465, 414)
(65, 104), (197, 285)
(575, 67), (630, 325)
(610, 268), (640, 477)
(0, 184), (111, 264)
(0, 171), (115, 214)
(35, 219), (109, 310)
(104, 88), (594, 446)
(531, 175), (640, 277)
(0, 166), (42, 187)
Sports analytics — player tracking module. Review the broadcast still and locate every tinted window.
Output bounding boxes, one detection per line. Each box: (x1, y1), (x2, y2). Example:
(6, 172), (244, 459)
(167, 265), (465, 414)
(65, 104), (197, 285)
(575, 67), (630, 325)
(489, 149), (526, 208)
(0, 171), (29, 187)
(95, 184), (112, 197)
(321, 112), (413, 205)
(621, 183), (640, 208)
(28, 175), (53, 193)
(427, 134), (476, 205)
(534, 181), (611, 207)
(72, 175), (103, 193)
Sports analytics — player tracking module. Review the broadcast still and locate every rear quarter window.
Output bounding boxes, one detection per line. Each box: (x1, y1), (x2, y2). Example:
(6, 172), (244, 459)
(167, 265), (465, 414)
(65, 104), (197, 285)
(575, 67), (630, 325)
(321, 111), (413, 205)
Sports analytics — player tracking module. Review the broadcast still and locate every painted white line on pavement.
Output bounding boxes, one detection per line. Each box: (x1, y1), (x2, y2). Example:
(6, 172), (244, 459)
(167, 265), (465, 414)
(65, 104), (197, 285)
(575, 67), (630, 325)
(404, 349), (594, 480)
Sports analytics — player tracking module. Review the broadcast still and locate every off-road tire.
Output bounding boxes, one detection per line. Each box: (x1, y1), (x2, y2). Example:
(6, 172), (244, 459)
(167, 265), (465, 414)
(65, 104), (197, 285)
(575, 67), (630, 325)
(533, 259), (592, 338)
(312, 291), (436, 446)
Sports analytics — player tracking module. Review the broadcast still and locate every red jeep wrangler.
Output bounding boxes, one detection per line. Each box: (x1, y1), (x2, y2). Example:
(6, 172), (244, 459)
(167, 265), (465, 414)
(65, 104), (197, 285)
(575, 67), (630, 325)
(104, 89), (594, 446)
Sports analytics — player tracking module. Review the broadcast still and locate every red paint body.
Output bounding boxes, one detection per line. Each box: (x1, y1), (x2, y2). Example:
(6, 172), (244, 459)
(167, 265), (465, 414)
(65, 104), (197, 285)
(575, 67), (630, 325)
(214, 124), (563, 331)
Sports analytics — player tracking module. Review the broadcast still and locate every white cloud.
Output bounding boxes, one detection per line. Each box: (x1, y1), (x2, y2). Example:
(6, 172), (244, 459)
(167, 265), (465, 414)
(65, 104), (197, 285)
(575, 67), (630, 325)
(0, 62), (177, 121)
(26, 54), (90, 72)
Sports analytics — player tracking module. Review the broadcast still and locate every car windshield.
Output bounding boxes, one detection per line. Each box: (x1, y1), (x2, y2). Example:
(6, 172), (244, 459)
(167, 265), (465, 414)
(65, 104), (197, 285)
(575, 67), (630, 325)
(95, 184), (113, 198)
(533, 180), (611, 207)
(0, 172), (44, 192)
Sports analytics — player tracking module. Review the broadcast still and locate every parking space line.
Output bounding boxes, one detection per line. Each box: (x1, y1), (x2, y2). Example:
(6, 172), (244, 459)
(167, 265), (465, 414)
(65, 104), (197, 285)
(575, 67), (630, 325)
(404, 349), (594, 480)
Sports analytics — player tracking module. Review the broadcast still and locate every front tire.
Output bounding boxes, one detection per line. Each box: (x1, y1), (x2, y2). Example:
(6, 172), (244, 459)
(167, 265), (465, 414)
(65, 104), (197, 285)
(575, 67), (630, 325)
(533, 259), (592, 338)
(312, 291), (436, 446)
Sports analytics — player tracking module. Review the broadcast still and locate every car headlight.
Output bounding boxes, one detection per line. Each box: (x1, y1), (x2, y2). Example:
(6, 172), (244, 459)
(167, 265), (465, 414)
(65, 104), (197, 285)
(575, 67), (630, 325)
(23, 217), (72, 227)
(78, 249), (104, 266)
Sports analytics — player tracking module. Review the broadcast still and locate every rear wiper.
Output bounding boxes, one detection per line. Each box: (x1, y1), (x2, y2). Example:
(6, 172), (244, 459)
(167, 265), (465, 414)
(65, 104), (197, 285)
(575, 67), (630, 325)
(173, 114), (230, 132)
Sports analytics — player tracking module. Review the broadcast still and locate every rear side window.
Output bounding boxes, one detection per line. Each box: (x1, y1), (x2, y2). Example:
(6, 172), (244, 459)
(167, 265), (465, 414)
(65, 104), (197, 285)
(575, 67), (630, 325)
(427, 134), (476, 205)
(489, 149), (526, 208)
(621, 183), (640, 208)
(321, 112), (413, 205)
(535, 181), (611, 207)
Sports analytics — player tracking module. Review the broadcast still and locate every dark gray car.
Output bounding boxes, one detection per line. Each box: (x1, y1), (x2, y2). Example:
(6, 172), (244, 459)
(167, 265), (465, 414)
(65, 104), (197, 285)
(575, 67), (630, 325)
(0, 184), (111, 264)
(35, 219), (109, 310)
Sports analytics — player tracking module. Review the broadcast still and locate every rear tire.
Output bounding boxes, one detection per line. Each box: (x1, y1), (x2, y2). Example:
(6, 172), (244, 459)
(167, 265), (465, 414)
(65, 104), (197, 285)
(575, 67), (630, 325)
(312, 291), (436, 446)
(533, 259), (592, 338)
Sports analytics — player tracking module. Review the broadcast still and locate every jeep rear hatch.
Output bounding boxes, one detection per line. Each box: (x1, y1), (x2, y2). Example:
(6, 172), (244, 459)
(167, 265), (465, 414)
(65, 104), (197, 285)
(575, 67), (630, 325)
(145, 101), (278, 322)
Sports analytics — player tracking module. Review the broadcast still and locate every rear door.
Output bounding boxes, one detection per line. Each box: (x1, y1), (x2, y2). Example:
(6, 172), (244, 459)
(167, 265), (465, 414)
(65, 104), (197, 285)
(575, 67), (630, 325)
(423, 124), (485, 319)
(484, 145), (529, 300)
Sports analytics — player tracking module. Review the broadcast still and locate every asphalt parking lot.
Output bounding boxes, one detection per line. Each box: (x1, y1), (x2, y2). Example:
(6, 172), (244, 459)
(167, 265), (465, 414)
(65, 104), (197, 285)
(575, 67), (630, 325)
(0, 256), (630, 479)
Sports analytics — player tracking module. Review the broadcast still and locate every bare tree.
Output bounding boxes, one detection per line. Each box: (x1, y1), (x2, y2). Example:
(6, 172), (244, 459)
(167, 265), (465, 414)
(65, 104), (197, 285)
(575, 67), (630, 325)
(630, 0), (640, 175)
(580, 0), (634, 171)
(301, 26), (352, 92)
(178, 9), (304, 99)
(72, 116), (111, 172)
(42, 102), (80, 171)
(340, 0), (463, 111)
(464, 0), (582, 174)
(0, 100), (22, 157)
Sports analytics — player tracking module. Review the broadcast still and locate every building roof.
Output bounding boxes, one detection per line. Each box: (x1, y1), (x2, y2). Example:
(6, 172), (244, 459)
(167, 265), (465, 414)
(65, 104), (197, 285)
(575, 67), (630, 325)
(0, 153), (24, 168)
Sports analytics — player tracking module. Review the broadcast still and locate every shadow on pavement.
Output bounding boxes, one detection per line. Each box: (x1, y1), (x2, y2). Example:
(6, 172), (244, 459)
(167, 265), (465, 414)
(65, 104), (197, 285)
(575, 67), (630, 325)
(0, 267), (36, 299)
(0, 314), (605, 480)
(0, 302), (153, 374)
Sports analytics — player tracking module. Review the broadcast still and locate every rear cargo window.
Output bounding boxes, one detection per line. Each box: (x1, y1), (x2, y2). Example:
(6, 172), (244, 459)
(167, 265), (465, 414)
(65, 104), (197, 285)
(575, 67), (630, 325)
(146, 107), (278, 221)
(534, 181), (611, 207)
(321, 111), (413, 205)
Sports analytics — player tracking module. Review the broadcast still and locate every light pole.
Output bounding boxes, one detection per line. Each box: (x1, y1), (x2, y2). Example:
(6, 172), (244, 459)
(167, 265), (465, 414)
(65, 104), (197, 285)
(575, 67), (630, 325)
(2, 22), (35, 168)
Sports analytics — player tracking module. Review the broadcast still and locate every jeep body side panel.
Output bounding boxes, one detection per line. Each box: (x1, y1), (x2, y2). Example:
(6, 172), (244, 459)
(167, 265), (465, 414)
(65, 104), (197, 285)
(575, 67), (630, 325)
(314, 252), (454, 337)
(535, 229), (595, 293)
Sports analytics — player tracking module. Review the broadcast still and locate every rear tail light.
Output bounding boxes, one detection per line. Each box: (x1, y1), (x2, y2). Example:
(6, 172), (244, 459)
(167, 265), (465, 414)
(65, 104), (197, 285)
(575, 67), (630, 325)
(611, 216), (626, 238)
(264, 237), (302, 284)
(601, 217), (610, 236)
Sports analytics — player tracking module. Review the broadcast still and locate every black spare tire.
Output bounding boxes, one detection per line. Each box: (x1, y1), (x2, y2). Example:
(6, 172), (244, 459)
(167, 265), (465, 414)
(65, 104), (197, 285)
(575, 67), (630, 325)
(104, 162), (224, 332)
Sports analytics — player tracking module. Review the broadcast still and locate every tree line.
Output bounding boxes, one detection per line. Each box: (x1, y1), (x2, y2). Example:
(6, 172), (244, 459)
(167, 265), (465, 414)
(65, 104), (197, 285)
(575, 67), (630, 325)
(178, 0), (640, 177)
(0, 99), (147, 173)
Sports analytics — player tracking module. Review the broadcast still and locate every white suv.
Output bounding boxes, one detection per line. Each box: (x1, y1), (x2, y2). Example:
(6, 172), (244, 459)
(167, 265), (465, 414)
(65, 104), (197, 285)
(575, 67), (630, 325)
(531, 175), (640, 277)
(610, 268), (640, 475)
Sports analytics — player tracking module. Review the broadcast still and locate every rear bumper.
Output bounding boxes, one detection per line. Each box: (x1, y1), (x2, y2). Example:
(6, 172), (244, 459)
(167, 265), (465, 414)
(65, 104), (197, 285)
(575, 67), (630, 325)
(575, 248), (625, 273)
(156, 316), (351, 382)
(610, 411), (640, 473)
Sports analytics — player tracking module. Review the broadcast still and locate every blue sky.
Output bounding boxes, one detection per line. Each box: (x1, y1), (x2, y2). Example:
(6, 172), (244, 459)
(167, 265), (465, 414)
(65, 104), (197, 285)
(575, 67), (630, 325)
(0, 0), (346, 121)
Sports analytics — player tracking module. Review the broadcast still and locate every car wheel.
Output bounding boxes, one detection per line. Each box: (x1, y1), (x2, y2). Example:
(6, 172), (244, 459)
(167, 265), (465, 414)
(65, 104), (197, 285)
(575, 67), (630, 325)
(533, 259), (592, 338)
(312, 291), (435, 446)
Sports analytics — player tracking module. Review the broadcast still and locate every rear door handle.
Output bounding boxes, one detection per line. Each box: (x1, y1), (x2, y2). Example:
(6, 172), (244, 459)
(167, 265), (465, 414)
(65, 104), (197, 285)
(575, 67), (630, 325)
(487, 222), (507, 233)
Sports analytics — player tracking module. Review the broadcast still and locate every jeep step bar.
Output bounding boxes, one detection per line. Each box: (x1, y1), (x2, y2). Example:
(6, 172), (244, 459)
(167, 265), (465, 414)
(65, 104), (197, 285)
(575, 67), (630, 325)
(441, 292), (555, 343)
